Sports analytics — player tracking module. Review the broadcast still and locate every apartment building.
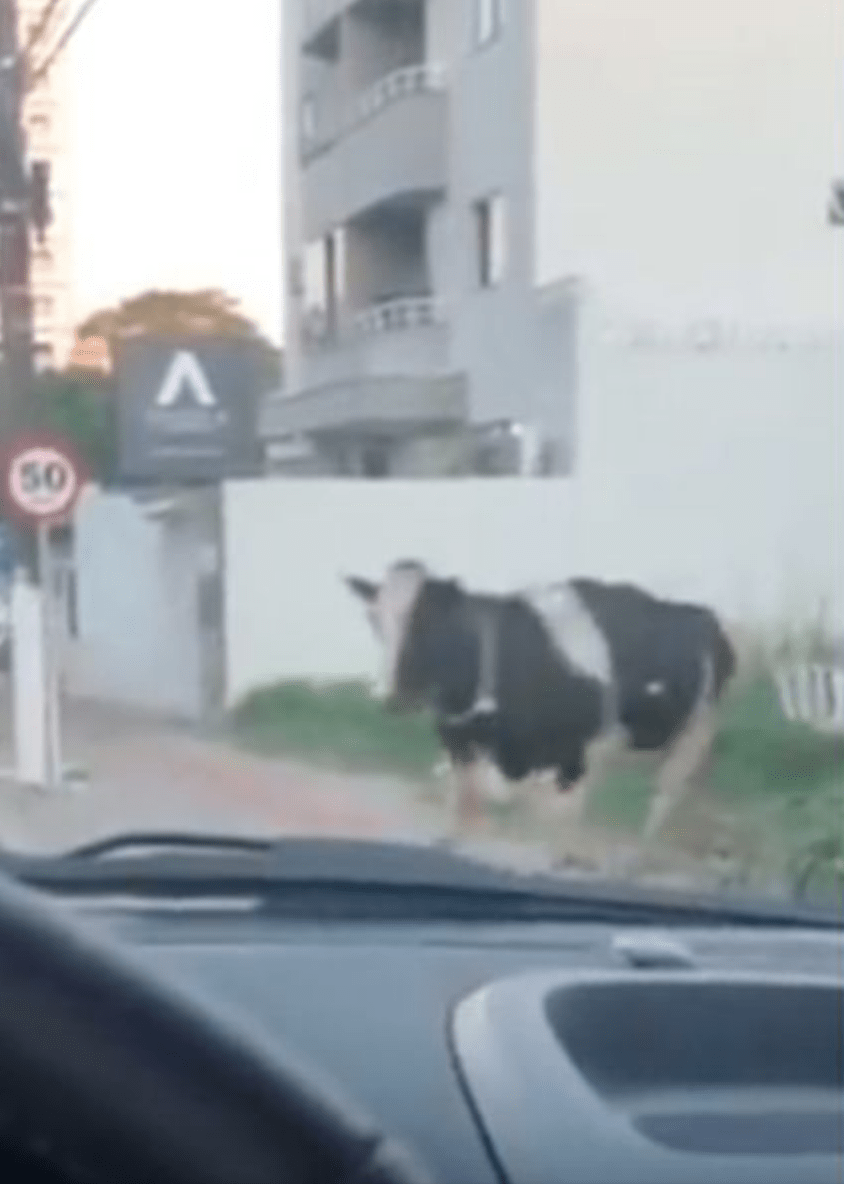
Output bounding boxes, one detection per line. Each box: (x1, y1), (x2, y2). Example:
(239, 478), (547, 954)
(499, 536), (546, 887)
(265, 0), (578, 478)
(267, 0), (841, 478)
(18, 0), (76, 370)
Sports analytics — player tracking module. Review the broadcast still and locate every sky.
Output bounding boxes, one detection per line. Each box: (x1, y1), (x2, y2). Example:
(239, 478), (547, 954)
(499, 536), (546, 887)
(63, 0), (841, 349)
(67, 0), (283, 345)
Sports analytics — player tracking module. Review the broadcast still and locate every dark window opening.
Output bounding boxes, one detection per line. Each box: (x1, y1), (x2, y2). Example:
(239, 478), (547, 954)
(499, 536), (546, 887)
(475, 194), (507, 288)
(475, 0), (504, 47)
(362, 442), (390, 478)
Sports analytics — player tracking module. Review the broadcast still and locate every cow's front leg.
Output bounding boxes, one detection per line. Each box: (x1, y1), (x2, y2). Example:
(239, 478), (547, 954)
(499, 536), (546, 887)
(451, 756), (485, 837)
(433, 751), (485, 847)
(643, 700), (716, 842)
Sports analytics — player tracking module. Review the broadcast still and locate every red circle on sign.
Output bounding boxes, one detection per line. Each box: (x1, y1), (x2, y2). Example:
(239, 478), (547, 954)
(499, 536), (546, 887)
(0, 431), (91, 528)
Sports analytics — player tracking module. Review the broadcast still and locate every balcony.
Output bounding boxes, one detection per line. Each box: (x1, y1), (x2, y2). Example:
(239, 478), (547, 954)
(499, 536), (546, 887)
(300, 296), (450, 389)
(261, 373), (467, 439)
(351, 294), (441, 336)
(303, 0), (422, 57)
(302, 0), (343, 54)
(301, 65), (447, 237)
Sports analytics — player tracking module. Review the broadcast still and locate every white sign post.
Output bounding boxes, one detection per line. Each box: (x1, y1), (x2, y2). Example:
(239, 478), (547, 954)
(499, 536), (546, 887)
(1, 432), (89, 791)
(10, 569), (50, 786)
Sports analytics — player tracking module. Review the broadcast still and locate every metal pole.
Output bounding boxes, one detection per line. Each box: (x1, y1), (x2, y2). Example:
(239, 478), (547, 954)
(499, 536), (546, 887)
(36, 518), (58, 787)
(0, 0), (37, 579)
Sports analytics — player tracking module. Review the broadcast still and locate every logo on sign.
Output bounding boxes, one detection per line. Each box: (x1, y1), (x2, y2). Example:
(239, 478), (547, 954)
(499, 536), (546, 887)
(155, 351), (217, 408)
(146, 350), (228, 436)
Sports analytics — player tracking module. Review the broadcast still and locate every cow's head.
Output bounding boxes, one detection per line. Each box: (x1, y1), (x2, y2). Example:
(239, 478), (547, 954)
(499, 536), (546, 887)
(345, 560), (463, 712)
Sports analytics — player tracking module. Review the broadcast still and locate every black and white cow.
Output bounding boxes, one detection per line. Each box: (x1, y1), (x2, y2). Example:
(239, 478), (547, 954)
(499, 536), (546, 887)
(346, 561), (736, 842)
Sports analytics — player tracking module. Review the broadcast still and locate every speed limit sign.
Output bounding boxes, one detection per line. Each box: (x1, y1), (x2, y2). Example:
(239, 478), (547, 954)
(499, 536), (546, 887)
(1, 431), (90, 529)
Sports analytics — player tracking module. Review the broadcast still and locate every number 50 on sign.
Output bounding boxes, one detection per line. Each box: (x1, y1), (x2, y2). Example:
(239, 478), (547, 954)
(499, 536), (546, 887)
(1, 432), (90, 529)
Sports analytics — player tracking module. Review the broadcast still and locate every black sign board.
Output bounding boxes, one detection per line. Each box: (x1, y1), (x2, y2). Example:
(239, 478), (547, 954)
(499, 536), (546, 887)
(116, 338), (264, 482)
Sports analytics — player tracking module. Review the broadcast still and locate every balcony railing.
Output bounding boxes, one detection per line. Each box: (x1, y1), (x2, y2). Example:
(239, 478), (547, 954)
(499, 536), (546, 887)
(353, 296), (442, 336)
(302, 63), (446, 162)
(302, 296), (443, 348)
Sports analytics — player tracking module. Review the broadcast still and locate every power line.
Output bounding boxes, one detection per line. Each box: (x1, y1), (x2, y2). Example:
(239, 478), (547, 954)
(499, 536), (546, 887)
(27, 0), (102, 91)
(22, 0), (63, 58)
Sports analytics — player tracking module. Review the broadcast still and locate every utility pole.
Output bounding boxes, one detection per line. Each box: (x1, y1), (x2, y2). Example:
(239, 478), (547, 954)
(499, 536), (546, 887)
(0, 0), (46, 577)
(0, 0), (33, 440)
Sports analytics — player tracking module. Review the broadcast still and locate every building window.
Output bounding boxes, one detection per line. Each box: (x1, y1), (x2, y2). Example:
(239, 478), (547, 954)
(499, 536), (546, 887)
(475, 0), (503, 47)
(302, 228), (345, 337)
(475, 194), (507, 288)
(303, 239), (328, 317)
(326, 226), (345, 304)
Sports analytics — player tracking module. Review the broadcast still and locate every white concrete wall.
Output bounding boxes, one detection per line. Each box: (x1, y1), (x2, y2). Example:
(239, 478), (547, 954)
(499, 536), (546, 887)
(573, 310), (843, 628)
(533, 0), (843, 331)
(223, 326), (842, 704)
(222, 478), (581, 705)
(70, 492), (203, 718)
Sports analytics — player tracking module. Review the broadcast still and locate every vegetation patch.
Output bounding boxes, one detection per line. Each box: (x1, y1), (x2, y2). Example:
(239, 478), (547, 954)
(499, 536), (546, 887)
(232, 674), (844, 900)
(232, 681), (440, 776)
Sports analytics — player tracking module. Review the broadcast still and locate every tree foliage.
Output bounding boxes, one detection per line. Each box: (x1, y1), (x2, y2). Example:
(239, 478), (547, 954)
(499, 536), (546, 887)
(17, 288), (283, 484)
(75, 288), (282, 389)
(27, 370), (117, 482)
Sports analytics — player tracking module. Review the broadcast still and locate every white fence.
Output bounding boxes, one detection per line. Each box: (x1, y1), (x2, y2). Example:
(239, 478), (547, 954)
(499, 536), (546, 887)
(775, 665), (844, 735)
(223, 324), (843, 706)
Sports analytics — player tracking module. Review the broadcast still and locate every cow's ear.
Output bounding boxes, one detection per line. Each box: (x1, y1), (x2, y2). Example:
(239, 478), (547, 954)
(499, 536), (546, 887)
(345, 575), (379, 603)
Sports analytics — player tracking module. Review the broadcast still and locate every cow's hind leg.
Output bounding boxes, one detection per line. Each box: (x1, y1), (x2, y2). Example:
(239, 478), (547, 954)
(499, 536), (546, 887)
(548, 727), (628, 867)
(564, 727), (628, 823)
(642, 699), (716, 842)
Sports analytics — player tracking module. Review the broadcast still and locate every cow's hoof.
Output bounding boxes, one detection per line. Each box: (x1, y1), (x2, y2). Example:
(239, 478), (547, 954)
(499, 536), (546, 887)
(551, 852), (599, 874)
(556, 771), (582, 794)
(432, 832), (460, 852)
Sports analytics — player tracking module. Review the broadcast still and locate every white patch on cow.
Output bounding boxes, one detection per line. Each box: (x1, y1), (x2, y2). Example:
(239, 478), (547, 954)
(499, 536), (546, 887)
(646, 681), (665, 696)
(523, 583), (614, 685)
(371, 562), (427, 700)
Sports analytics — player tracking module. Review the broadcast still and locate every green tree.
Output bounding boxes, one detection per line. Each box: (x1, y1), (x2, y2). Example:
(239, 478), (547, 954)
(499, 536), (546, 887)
(27, 369), (116, 482)
(75, 288), (282, 390)
(17, 288), (283, 485)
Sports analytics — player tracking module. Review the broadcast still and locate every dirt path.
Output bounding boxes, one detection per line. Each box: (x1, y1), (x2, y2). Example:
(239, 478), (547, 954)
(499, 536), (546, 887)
(0, 693), (753, 894)
(0, 696), (446, 855)
(0, 695), (598, 873)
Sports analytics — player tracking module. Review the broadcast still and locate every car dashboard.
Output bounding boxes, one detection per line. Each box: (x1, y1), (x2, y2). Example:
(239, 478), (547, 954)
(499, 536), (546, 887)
(59, 895), (844, 1184)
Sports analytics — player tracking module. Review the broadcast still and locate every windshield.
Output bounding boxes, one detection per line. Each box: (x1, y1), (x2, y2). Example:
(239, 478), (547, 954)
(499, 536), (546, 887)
(0, 0), (840, 914)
